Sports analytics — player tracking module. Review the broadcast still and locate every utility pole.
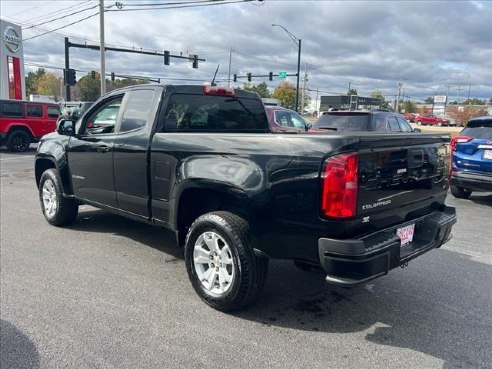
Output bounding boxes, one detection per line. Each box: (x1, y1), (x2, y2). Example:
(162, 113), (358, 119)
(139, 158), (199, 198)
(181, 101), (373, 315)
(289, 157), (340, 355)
(300, 62), (308, 114)
(467, 83), (471, 103)
(99, 0), (106, 96)
(315, 88), (319, 115)
(348, 82), (351, 94)
(395, 80), (403, 113)
(227, 47), (233, 88)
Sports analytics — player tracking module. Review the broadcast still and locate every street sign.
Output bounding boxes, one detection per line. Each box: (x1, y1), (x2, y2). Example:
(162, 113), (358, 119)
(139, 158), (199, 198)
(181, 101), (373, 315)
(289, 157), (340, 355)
(278, 71), (287, 78)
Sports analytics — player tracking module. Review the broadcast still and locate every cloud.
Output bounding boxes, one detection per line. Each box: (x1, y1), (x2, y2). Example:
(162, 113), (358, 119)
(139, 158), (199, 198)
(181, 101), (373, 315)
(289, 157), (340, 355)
(3, 0), (491, 101)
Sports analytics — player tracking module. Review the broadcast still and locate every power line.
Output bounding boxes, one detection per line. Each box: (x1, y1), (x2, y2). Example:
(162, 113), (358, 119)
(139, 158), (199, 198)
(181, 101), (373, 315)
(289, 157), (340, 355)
(25, 4), (99, 29)
(107, 0), (255, 12)
(23, 12), (100, 42)
(20, 0), (92, 24)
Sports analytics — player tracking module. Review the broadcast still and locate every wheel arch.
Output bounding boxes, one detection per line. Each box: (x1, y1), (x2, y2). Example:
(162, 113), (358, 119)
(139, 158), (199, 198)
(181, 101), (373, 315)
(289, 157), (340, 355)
(35, 157), (73, 195)
(174, 182), (252, 248)
(7, 125), (35, 140)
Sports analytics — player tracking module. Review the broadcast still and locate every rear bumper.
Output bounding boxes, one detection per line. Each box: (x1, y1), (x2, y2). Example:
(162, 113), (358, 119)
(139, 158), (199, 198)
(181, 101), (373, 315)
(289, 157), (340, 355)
(318, 206), (457, 286)
(451, 171), (492, 192)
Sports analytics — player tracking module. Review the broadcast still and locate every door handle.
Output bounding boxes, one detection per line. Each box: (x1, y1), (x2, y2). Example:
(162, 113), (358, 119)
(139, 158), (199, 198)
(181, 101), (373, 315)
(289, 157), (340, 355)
(97, 146), (110, 153)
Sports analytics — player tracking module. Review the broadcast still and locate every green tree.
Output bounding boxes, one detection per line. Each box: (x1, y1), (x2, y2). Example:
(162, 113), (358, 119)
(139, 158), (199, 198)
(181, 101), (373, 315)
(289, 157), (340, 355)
(107, 77), (145, 92)
(25, 68), (46, 98)
(424, 97), (434, 104)
(77, 73), (101, 101)
(347, 88), (358, 96)
(370, 90), (390, 109)
(272, 82), (296, 110)
(402, 100), (417, 113)
(37, 72), (63, 100)
(240, 82), (271, 98)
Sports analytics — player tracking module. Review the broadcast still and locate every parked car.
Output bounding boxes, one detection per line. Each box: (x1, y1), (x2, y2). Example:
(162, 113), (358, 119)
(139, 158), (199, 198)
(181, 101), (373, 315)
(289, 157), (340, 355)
(404, 113), (416, 122)
(414, 114), (450, 126)
(450, 115), (492, 198)
(0, 99), (60, 152)
(265, 105), (310, 133)
(311, 110), (420, 133)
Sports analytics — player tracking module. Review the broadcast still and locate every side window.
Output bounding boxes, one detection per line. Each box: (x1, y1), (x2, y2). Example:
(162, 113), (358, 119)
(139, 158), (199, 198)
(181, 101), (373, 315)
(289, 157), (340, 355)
(387, 116), (401, 132)
(47, 106), (60, 118)
(120, 89), (156, 133)
(26, 104), (43, 117)
(372, 114), (388, 131)
(396, 116), (412, 132)
(0, 101), (24, 117)
(290, 112), (307, 129)
(83, 96), (123, 135)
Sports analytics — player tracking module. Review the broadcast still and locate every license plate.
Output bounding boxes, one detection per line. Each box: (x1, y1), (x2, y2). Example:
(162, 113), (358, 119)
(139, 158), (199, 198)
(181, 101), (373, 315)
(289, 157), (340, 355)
(396, 224), (415, 246)
(484, 150), (492, 160)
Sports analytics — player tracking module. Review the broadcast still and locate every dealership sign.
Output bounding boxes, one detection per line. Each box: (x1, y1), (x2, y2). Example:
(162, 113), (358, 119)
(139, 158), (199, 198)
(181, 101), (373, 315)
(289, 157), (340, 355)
(434, 95), (447, 104)
(3, 26), (21, 53)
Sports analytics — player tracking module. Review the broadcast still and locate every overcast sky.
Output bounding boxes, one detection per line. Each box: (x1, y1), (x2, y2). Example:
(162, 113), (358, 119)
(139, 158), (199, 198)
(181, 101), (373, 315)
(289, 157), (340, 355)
(2, 0), (491, 105)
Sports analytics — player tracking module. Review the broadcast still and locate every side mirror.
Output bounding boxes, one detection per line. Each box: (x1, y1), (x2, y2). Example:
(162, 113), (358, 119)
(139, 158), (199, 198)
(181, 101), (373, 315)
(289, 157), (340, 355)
(305, 123), (313, 131)
(413, 128), (422, 133)
(57, 119), (75, 136)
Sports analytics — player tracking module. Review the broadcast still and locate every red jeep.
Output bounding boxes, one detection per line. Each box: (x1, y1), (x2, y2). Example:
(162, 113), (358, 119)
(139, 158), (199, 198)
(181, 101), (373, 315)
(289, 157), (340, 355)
(414, 114), (450, 126)
(0, 100), (60, 152)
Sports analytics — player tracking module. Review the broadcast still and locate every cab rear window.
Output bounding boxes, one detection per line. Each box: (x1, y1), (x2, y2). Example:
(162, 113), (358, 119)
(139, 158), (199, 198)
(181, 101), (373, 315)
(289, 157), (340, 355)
(163, 94), (269, 132)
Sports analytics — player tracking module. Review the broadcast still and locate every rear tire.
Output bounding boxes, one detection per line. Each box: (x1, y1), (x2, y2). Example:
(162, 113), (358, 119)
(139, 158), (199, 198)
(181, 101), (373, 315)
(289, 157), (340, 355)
(6, 130), (30, 152)
(185, 211), (268, 312)
(39, 169), (79, 226)
(451, 185), (472, 199)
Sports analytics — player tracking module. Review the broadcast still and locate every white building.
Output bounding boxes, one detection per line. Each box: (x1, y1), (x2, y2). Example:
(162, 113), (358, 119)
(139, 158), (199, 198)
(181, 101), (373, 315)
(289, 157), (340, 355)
(1, 19), (25, 100)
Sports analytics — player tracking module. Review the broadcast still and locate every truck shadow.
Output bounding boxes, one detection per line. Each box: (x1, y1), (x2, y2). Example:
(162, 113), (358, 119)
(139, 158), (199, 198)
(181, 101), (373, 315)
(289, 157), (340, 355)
(66, 208), (491, 369)
(234, 250), (491, 369)
(0, 319), (40, 369)
(469, 193), (492, 207)
(69, 207), (183, 260)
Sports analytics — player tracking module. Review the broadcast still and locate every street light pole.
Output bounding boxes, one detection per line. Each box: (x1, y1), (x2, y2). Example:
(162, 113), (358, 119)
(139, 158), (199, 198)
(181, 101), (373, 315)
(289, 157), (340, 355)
(99, 0), (106, 96)
(272, 24), (301, 112)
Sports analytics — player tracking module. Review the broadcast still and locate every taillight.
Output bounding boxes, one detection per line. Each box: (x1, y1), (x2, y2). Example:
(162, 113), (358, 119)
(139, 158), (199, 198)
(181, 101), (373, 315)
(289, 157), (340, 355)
(321, 153), (358, 218)
(450, 135), (472, 152)
(203, 85), (235, 97)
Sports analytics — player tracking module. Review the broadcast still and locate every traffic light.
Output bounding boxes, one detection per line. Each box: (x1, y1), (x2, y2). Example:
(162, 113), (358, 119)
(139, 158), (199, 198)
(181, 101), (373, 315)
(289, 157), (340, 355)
(164, 50), (170, 65)
(91, 70), (96, 79)
(64, 68), (76, 86)
(192, 54), (198, 69)
(269, 72), (273, 81)
(233, 74), (237, 82)
(247, 73), (252, 82)
(111, 72), (115, 81)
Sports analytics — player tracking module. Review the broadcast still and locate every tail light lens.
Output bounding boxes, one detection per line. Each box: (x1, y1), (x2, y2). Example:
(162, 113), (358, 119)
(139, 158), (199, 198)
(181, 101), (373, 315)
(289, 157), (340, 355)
(321, 153), (358, 218)
(450, 136), (472, 152)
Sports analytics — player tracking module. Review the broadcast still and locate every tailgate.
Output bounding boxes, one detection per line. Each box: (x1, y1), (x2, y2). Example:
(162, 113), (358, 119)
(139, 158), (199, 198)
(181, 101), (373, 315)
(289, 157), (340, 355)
(357, 134), (450, 219)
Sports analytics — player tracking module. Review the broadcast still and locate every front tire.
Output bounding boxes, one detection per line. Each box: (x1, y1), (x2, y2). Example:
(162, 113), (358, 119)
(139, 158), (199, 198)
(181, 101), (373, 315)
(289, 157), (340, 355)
(39, 169), (79, 226)
(185, 211), (268, 312)
(416, 120), (422, 126)
(451, 185), (472, 199)
(6, 131), (30, 152)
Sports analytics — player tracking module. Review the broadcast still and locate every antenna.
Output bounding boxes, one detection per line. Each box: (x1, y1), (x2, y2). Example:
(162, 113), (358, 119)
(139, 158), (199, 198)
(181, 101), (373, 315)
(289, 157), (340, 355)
(211, 64), (219, 86)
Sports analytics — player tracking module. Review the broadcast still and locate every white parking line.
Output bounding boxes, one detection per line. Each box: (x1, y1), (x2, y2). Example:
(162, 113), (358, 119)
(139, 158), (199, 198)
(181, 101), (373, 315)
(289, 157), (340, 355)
(0, 155), (34, 161)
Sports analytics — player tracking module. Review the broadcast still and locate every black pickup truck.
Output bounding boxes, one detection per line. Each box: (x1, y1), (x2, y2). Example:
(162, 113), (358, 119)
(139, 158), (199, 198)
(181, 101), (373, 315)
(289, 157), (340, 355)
(35, 85), (457, 311)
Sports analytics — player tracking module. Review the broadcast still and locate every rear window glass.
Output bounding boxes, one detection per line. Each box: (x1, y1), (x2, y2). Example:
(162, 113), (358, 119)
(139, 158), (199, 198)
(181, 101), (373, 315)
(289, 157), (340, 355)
(0, 101), (24, 117)
(314, 113), (370, 131)
(163, 94), (269, 132)
(462, 119), (492, 138)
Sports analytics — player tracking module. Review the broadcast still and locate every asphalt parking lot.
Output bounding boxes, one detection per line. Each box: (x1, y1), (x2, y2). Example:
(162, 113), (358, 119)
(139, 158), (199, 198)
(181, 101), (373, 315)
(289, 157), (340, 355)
(1, 146), (491, 369)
